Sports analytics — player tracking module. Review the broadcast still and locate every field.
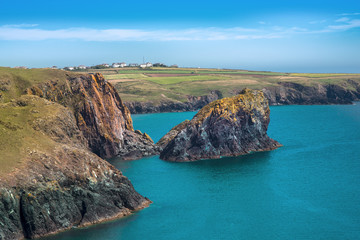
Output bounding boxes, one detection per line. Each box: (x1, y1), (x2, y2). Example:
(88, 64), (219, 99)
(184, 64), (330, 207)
(74, 67), (360, 103)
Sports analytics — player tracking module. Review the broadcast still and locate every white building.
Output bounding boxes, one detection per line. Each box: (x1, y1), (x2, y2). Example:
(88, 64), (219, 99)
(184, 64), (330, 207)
(78, 65), (87, 69)
(101, 63), (110, 68)
(145, 62), (153, 67)
(112, 62), (127, 68)
(139, 64), (147, 68)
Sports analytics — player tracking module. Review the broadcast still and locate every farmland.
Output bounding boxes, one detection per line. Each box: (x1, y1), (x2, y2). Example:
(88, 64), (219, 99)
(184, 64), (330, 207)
(73, 67), (360, 104)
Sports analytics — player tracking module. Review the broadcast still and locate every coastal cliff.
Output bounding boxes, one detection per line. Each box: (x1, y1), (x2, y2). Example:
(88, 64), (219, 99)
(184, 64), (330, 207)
(261, 81), (360, 105)
(0, 68), (157, 239)
(124, 90), (222, 114)
(123, 80), (360, 114)
(158, 89), (281, 161)
(26, 72), (158, 159)
(0, 96), (150, 239)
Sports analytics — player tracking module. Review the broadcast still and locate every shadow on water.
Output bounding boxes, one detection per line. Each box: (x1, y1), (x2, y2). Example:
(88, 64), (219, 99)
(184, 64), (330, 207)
(185, 150), (273, 169)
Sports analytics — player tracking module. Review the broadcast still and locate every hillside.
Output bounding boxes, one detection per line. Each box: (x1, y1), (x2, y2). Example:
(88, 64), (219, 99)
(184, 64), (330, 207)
(0, 68), (155, 239)
(74, 67), (360, 113)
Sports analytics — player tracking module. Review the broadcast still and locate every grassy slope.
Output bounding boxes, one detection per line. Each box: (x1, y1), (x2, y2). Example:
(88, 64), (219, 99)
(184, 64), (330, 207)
(82, 67), (360, 103)
(0, 67), (82, 103)
(0, 96), (59, 175)
(0, 68), (84, 175)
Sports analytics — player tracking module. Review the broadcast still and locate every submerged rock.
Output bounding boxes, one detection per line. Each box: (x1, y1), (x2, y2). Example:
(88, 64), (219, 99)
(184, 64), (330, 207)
(158, 89), (281, 161)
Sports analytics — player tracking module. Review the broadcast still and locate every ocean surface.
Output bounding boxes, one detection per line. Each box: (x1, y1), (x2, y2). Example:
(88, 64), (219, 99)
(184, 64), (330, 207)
(44, 104), (360, 240)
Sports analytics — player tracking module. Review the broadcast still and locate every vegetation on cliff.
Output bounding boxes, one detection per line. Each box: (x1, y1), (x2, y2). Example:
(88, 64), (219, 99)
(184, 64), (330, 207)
(158, 89), (281, 161)
(0, 96), (150, 239)
(0, 68), (157, 239)
(0, 67), (158, 159)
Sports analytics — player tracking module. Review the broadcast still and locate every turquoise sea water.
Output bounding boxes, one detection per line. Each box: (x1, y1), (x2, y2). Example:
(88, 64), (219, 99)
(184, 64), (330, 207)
(44, 104), (360, 240)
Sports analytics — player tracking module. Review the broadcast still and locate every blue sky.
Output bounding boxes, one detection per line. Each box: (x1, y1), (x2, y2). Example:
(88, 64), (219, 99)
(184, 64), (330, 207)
(1, 0), (359, 72)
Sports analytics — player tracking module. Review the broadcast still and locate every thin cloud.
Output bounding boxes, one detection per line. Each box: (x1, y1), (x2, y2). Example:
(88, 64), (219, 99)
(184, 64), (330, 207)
(335, 17), (350, 22)
(309, 19), (326, 24)
(2, 23), (39, 28)
(0, 26), (277, 41)
(0, 20), (359, 42)
(339, 13), (360, 16)
(328, 19), (360, 30)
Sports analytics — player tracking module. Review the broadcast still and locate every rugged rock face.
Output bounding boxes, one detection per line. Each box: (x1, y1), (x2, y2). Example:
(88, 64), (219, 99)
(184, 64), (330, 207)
(26, 73), (158, 159)
(124, 81), (360, 114)
(124, 90), (222, 114)
(158, 89), (281, 162)
(262, 81), (360, 105)
(0, 96), (150, 240)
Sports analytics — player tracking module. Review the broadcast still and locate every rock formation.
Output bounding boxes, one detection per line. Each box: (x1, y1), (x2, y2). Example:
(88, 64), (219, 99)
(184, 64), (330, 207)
(26, 73), (158, 159)
(0, 96), (150, 239)
(123, 81), (360, 114)
(261, 81), (360, 105)
(124, 90), (222, 114)
(158, 89), (281, 161)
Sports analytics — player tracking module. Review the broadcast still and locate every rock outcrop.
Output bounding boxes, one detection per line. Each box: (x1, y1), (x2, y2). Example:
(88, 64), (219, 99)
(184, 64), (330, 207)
(26, 73), (158, 159)
(123, 81), (360, 114)
(124, 90), (222, 114)
(158, 89), (281, 162)
(0, 96), (150, 240)
(261, 81), (360, 105)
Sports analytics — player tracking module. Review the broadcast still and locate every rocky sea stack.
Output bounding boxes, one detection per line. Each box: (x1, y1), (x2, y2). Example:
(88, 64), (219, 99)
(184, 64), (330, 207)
(158, 89), (281, 162)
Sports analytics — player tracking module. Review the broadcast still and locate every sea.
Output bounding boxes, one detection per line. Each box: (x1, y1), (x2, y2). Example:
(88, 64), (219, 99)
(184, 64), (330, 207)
(43, 103), (360, 240)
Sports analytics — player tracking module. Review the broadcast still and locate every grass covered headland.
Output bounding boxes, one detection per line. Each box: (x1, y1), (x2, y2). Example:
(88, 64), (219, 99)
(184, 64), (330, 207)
(73, 67), (360, 104)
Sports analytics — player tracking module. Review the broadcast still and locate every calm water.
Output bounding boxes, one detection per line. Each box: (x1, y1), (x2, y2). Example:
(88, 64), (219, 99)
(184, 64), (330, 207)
(44, 104), (360, 240)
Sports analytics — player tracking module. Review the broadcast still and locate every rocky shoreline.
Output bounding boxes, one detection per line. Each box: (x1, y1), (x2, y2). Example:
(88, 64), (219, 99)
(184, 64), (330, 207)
(0, 71), (157, 239)
(124, 80), (360, 114)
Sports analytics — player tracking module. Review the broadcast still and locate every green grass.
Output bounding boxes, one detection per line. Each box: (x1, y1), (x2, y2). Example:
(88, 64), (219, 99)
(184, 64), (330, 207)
(145, 75), (231, 84)
(289, 73), (358, 78)
(105, 67), (360, 104)
(105, 74), (148, 80)
(0, 96), (59, 174)
(76, 67), (287, 76)
(0, 67), (75, 102)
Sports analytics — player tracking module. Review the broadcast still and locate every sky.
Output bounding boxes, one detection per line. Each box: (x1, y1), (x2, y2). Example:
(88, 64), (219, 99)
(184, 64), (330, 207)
(0, 0), (359, 72)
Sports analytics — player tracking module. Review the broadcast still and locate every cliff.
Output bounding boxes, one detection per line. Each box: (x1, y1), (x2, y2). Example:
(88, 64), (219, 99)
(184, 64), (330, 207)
(25, 72), (158, 159)
(158, 89), (281, 162)
(122, 80), (360, 114)
(261, 81), (360, 105)
(0, 96), (150, 239)
(124, 90), (222, 114)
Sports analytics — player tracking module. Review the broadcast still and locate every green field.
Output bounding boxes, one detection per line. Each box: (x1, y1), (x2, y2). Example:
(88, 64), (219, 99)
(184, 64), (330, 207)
(77, 67), (360, 103)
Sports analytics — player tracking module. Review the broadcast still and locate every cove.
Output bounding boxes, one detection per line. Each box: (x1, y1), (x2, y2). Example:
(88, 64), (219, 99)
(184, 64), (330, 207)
(42, 104), (360, 240)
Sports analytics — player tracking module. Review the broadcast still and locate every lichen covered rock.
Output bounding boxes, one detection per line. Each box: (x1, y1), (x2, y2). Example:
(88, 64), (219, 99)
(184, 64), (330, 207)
(159, 89), (281, 161)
